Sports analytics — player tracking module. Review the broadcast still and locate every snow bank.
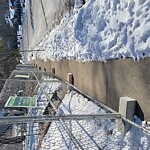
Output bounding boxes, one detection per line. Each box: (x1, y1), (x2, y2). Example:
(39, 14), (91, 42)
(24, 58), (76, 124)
(40, 91), (150, 150)
(29, 0), (150, 62)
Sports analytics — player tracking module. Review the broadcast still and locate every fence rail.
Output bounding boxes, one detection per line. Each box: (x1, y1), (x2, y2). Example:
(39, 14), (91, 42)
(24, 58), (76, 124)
(0, 114), (121, 124)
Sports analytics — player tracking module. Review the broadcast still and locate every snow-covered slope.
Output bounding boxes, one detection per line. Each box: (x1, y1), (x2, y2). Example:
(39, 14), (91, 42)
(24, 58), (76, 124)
(29, 0), (150, 62)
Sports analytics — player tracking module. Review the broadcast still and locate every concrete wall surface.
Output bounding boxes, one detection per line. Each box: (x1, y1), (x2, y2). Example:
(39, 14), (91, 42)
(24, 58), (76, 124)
(22, 0), (71, 51)
(31, 57), (150, 120)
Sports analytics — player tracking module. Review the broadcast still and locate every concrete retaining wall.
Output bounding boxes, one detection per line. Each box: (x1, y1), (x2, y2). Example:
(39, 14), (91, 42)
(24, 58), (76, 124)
(31, 58), (150, 120)
(22, 0), (72, 51)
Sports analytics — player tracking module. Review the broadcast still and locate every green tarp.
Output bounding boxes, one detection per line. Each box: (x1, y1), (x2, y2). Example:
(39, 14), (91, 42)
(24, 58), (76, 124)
(5, 96), (37, 108)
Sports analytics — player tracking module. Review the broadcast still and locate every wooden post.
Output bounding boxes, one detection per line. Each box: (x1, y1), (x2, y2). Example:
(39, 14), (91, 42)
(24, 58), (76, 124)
(51, 67), (55, 74)
(67, 73), (74, 90)
(51, 67), (55, 78)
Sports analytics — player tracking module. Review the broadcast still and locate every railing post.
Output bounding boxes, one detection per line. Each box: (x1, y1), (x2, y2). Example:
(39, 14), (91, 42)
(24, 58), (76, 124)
(67, 73), (74, 90)
(51, 67), (55, 78)
(51, 67), (55, 74)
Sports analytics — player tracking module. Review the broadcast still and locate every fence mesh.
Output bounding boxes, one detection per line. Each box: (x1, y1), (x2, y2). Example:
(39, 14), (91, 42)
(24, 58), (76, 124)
(0, 65), (150, 150)
(0, 116), (150, 150)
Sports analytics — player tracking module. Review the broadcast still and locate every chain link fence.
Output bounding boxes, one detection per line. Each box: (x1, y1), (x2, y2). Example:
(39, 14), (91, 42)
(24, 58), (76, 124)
(0, 65), (150, 150)
(0, 115), (150, 150)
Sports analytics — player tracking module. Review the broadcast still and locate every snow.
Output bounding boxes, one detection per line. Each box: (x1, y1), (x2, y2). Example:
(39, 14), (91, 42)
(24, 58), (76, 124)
(35, 78), (61, 115)
(23, 77), (150, 149)
(5, 17), (14, 27)
(17, 25), (22, 35)
(25, 77), (61, 150)
(23, 0), (29, 14)
(17, 25), (23, 49)
(40, 91), (150, 150)
(8, 0), (15, 20)
(28, 0), (150, 62)
(74, 0), (84, 9)
(5, 0), (15, 27)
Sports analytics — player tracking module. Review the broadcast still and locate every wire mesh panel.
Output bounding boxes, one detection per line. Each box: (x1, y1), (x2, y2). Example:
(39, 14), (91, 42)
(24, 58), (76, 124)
(0, 65), (150, 150)
(0, 121), (25, 150)
(38, 90), (150, 150)
(0, 115), (150, 150)
(39, 118), (150, 150)
(0, 65), (64, 109)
